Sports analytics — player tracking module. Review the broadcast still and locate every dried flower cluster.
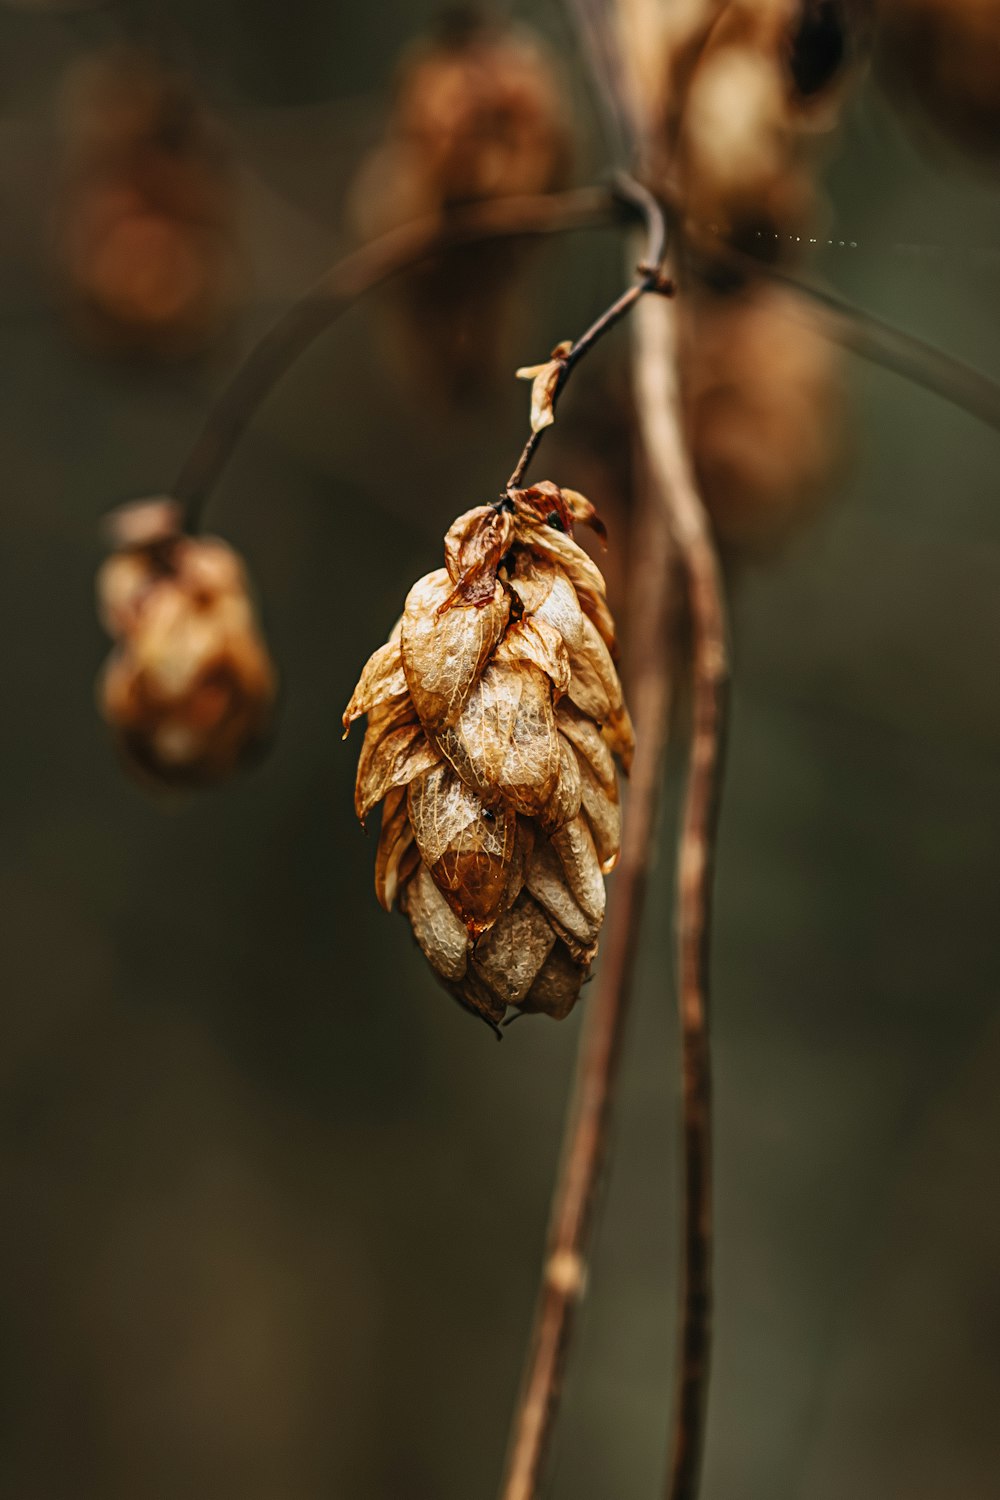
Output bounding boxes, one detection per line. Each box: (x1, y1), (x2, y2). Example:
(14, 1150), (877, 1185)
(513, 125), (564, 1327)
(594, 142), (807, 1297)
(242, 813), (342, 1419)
(96, 501), (276, 785)
(344, 485), (633, 1029)
(57, 48), (240, 358)
(348, 14), (572, 400)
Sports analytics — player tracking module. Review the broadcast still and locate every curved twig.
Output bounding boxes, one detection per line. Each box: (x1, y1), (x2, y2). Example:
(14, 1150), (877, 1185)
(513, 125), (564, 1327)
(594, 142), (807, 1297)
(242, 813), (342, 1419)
(498, 422), (677, 1500)
(633, 287), (727, 1500)
(171, 188), (631, 529)
(505, 177), (670, 492)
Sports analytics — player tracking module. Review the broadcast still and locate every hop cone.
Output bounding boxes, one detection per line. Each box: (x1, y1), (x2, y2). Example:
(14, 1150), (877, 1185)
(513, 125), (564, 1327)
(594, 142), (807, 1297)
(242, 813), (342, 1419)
(344, 483), (634, 1030)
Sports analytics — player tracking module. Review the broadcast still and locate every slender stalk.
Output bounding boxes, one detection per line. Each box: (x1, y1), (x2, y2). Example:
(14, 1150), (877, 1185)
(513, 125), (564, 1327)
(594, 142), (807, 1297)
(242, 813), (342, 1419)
(632, 288), (728, 1500)
(498, 440), (677, 1500)
(506, 176), (670, 493)
(171, 187), (631, 528)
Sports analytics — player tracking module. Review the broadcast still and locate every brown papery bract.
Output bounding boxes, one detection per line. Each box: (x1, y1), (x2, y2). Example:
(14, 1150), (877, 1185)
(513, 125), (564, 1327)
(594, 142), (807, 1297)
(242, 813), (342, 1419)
(345, 487), (635, 1031)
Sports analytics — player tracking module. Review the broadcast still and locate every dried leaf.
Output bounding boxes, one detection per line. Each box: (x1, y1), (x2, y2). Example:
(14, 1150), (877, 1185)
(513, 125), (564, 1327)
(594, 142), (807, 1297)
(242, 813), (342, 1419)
(603, 704), (636, 774)
(577, 753), (621, 872)
(518, 513), (617, 648)
(539, 733), (583, 835)
(443, 505), (515, 603)
(401, 568), (509, 732)
(525, 832), (601, 960)
(515, 341), (570, 431)
(355, 720), (440, 824)
(472, 895), (556, 1006)
(500, 614), (571, 698)
(435, 658), (560, 818)
(403, 863), (472, 982)
(408, 763), (515, 933)
(555, 701), (617, 791)
(343, 639), (409, 736)
(528, 564), (585, 655)
(560, 487), (607, 542)
(550, 815), (606, 925)
(566, 614), (625, 726)
(519, 940), (585, 1019)
(375, 787), (417, 910)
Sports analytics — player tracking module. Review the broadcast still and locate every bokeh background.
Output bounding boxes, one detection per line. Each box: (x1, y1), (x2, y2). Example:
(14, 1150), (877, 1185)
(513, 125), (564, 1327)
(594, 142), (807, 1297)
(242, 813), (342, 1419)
(1, 3), (999, 1497)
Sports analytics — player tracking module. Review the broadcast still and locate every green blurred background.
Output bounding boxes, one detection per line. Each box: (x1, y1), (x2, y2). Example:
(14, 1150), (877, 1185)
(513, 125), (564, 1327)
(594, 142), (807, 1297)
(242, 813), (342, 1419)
(1, 2), (999, 1497)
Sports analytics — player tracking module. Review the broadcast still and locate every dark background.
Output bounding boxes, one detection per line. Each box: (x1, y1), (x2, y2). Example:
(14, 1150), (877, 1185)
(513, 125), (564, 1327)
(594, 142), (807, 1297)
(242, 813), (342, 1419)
(1, 3), (999, 1497)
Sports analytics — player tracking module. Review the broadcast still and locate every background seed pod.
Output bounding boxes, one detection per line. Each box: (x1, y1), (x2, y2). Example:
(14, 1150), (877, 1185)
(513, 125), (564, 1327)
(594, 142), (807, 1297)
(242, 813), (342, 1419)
(680, 282), (846, 550)
(96, 519), (277, 786)
(55, 47), (243, 359)
(346, 15), (573, 404)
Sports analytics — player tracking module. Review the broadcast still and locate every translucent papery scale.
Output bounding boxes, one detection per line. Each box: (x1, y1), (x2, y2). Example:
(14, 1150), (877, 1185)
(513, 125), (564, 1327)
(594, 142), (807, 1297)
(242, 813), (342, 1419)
(345, 490), (634, 1028)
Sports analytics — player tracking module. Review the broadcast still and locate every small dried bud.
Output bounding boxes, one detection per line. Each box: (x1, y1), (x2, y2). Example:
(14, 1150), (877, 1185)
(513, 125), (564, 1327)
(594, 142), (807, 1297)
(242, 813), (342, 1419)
(96, 507), (276, 785)
(345, 486), (634, 1030)
(56, 48), (241, 358)
(681, 284), (845, 549)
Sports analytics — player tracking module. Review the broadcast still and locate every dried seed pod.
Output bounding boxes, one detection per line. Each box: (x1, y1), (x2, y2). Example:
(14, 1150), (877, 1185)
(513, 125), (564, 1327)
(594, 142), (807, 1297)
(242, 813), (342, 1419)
(876, 0), (1000, 159)
(345, 485), (634, 1030)
(347, 15), (572, 403)
(680, 283), (845, 549)
(56, 48), (241, 359)
(96, 500), (276, 785)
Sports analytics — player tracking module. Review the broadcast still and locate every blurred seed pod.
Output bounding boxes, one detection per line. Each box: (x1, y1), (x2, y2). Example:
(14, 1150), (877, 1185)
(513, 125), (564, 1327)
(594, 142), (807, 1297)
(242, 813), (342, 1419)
(55, 48), (242, 359)
(96, 501), (276, 786)
(680, 283), (845, 549)
(347, 12), (573, 404)
(344, 483), (634, 1030)
(876, 0), (1000, 159)
(665, 0), (869, 269)
(679, 41), (818, 263)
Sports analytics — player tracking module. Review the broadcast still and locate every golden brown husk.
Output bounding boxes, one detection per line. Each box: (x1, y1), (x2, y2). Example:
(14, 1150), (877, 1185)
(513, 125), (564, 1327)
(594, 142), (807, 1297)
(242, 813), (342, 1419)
(344, 485), (634, 1029)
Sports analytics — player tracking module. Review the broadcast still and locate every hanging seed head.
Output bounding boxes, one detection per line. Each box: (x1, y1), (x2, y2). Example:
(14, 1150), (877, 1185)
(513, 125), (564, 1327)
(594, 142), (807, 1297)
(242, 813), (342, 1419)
(681, 283), (845, 549)
(96, 500), (276, 785)
(347, 18), (572, 405)
(344, 484), (633, 1032)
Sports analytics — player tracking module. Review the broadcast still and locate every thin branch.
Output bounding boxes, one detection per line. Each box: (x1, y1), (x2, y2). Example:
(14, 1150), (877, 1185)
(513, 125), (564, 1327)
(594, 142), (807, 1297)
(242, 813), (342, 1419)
(632, 288), (728, 1500)
(171, 187), (631, 529)
(498, 428), (677, 1500)
(505, 176), (671, 492)
(689, 236), (1000, 437)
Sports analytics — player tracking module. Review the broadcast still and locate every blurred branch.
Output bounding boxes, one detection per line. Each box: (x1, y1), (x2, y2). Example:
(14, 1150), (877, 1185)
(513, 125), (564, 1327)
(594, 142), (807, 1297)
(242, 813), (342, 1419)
(172, 187), (631, 528)
(632, 287), (728, 1500)
(696, 238), (1000, 437)
(497, 359), (676, 1500)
